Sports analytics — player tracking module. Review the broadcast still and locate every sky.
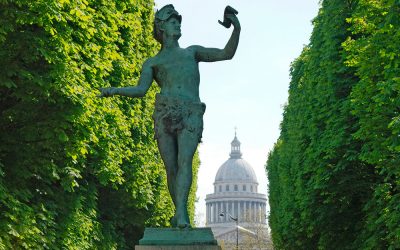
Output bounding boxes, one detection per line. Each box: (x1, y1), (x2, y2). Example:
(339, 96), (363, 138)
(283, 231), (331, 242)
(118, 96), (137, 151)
(153, 0), (321, 226)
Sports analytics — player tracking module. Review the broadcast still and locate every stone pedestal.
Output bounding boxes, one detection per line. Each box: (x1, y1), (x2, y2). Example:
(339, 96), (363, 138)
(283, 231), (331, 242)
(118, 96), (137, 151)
(135, 227), (221, 250)
(136, 246), (221, 250)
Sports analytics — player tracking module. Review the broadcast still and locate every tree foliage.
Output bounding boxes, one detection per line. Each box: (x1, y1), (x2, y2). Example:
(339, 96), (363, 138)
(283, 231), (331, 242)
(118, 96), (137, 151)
(0, 0), (199, 249)
(267, 0), (399, 249)
(343, 0), (400, 248)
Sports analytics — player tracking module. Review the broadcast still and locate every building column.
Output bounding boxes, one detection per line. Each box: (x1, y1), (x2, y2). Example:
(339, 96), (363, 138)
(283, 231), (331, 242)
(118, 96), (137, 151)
(209, 203), (212, 223)
(223, 202), (226, 222)
(210, 202), (214, 223)
(242, 201), (245, 221)
(252, 202), (255, 222)
(244, 201), (247, 221)
(251, 201), (253, 221)
(262, 203), (265, 222)
(221, 201), (224, 222)
(208, 203), (212, 223)
(255, 202), (258, 222)
(238, 201), (241, 222)
(254, 202), (258, 222)
(263, 204), (266, 223)
(232, 201), (235, 219)
(223, 201), (226, 222)
(214, 202), (217, 223)
(207, 204), (209, 224)
(211, 202), (215, 223)
(206, 204), (209, 224)
(247, 201), (251, 222)
(215, 201), (221, 222)
(225, 201), (228, 222)
(231, 201), (234, 219)
(253, 202), (256, 222)
(242, 201), (245, 222)
(254, 202), (257, 222)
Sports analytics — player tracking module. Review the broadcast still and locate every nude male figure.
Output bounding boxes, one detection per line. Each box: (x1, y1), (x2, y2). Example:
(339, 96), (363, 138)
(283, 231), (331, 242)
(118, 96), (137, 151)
(99, 4), (240, 228)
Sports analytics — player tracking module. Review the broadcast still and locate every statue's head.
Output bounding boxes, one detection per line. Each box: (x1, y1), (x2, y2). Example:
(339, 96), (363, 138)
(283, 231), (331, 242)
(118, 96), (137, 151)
(153, 4), (182, 43)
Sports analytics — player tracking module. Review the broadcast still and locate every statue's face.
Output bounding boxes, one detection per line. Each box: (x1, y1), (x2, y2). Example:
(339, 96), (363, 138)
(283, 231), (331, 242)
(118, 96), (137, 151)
(162, 16), (181, 40)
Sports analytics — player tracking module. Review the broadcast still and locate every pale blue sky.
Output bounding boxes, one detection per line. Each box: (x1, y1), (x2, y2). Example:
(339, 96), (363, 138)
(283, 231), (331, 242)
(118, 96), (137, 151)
(153, 0), (320, 226)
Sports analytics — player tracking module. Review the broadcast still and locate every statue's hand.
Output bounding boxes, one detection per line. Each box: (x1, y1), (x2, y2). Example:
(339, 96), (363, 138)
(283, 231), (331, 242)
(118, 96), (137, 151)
(98, 87), (116, 97)
(218, 6), (239, 29)
(226, 14), (241, 30)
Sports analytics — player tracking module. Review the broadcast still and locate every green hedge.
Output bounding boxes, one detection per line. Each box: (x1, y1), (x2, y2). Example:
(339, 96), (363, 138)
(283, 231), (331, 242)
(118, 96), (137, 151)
(0, 0), (199, 249)
(267, 0), (400, 249)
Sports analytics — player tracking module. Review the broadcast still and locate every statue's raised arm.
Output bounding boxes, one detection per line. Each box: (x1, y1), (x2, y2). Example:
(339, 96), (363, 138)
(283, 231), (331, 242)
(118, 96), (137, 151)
(191, 6), (241, 62)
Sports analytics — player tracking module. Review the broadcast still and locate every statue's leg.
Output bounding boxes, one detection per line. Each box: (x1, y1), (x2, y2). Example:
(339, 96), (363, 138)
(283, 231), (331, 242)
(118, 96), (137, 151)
(156, 133), (179, 226)
(175, 130), (198, 228)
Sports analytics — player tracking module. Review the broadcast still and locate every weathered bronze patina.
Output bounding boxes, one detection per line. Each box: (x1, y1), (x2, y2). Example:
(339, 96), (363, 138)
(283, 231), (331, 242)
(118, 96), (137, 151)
(99, 4), (240, 228)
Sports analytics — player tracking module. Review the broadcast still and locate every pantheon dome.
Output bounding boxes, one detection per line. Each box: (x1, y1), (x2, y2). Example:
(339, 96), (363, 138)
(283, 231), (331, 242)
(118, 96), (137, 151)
(205, 134), (268, 248)
(212, 135), (259, 195)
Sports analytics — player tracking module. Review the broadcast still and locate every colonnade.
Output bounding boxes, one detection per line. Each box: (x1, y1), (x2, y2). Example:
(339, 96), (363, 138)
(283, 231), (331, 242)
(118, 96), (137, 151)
(206, 200), (267, 224)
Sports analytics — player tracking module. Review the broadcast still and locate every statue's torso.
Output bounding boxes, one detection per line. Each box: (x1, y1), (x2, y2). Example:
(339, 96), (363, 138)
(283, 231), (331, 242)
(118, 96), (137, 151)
(152, 47), (200, 102)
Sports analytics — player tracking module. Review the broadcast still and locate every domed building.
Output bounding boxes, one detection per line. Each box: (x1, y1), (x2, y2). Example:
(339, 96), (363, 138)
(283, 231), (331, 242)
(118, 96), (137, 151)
(205, 134), (269, 249)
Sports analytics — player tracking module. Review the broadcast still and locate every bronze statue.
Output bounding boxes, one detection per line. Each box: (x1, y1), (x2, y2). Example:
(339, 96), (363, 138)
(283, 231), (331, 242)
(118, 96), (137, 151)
(99, 4), (240, 228)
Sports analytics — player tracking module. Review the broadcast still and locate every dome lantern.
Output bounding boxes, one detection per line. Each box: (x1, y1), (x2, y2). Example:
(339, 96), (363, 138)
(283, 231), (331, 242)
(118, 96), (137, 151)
(230, 131), (242, 159)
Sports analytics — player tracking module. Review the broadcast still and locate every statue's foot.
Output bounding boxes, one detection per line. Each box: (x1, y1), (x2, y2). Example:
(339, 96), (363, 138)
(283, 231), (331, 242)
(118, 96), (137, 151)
(177, 222), (192, 229)
(170, 215), (178, 227)
(176, 214), (191, 229)
(175, 206), (191, 228)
